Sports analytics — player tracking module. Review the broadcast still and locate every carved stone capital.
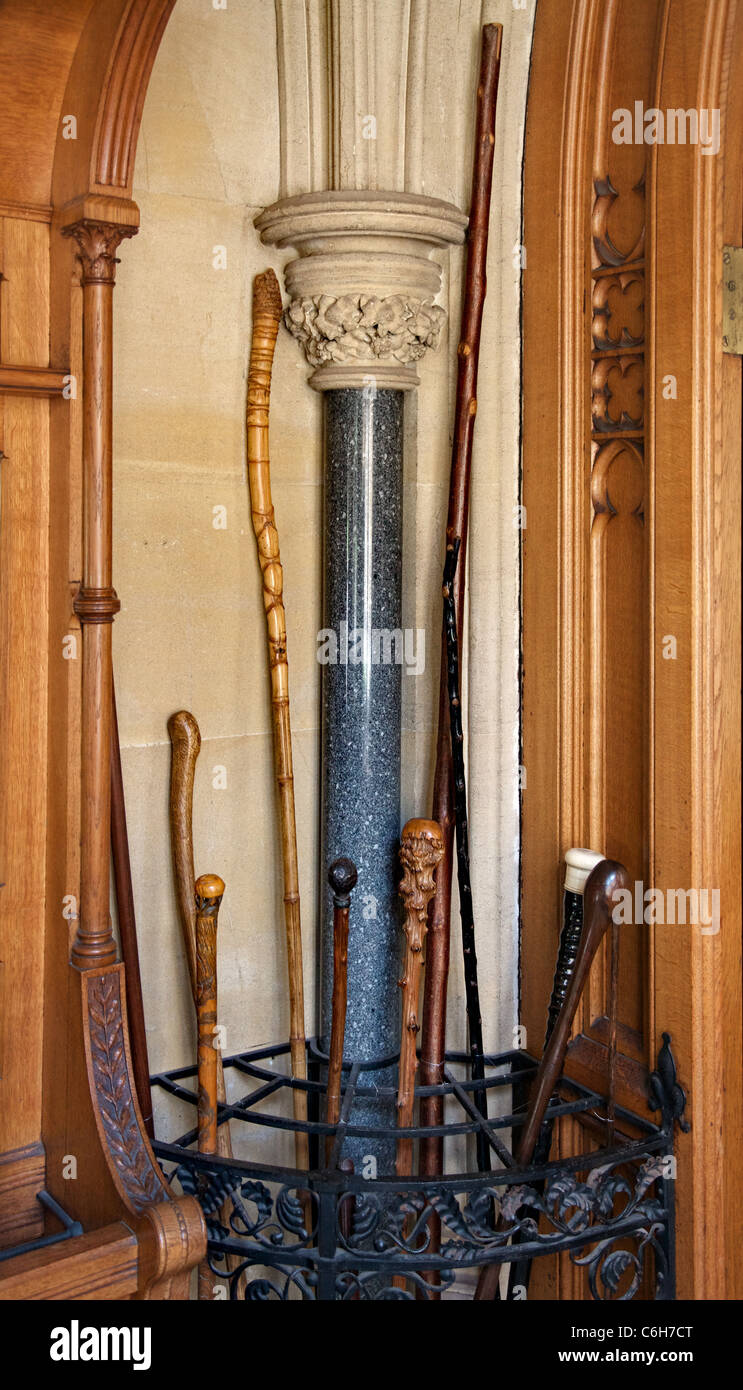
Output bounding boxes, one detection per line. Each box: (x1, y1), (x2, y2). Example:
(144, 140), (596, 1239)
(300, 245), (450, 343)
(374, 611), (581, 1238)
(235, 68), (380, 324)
(61, 219), (137, 285)
(256, 191), (467, 390)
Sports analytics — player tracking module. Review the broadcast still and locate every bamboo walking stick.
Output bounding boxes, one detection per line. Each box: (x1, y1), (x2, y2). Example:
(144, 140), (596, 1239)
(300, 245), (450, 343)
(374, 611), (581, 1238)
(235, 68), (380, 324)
(325, 858), (357, 1165)
(111, 677), (154, 1138)
(419, 22), (503, 1195)
(474, 859), (630, 1300)
(247, 268), (309, 1173)
(195, 873), (225, 1300)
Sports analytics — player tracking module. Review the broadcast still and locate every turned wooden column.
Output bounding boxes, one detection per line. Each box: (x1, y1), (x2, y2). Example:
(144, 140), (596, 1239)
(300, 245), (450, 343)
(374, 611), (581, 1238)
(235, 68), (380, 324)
(62, 219), (136, 971)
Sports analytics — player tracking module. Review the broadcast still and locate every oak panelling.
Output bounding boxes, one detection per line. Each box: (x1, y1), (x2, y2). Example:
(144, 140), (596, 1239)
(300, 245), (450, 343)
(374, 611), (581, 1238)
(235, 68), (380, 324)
(0, 1144), (45, 1251)
(0, 217), (51, 1186)
(523, 0), (743, 1300)
(0, 0), (95, 210)
(0, 218), (49, 365)
(0, 1222), (138, 1301)
(648, 0), (743, 1302)
(0, 393), (50, 1160)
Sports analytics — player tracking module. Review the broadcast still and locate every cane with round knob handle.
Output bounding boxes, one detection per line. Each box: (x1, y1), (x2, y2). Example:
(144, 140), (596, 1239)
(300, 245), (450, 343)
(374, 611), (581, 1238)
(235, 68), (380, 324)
(475, 858), (630, 1300)
(325, 857), (358, 1164)
(195, 873), (224, 1300)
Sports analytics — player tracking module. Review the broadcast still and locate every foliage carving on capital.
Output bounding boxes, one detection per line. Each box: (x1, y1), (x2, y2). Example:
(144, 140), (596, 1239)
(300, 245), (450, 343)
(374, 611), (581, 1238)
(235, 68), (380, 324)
(62, 220), (137, 285)
(284, 293), (447, 368)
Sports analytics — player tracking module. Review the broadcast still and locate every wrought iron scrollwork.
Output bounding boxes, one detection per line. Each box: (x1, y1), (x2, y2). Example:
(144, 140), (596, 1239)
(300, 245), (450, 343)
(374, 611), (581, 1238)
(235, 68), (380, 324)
(152, 1034), (687, 1301)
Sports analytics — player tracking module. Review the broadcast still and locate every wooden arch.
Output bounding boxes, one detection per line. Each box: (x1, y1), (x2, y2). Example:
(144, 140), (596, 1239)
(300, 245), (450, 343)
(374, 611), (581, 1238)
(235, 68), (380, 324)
(0, 0), (205, 1297)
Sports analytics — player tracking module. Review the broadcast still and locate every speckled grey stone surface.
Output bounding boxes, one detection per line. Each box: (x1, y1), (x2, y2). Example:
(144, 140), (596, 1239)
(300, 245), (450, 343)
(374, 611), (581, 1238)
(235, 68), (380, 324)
(320, 388), (404, 1173)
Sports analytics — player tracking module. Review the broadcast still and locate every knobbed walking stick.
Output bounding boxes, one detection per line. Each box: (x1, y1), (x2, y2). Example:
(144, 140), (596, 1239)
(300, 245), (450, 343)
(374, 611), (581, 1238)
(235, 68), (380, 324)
(420, 22), (503, 1200)
(475, 859), (631, 1300)
(168, 711), (246, 1294)
(506, 847), (603, 1297)
(168, 712), (231, 1130)
(247, 269), (309, 1173)
(325, 858), (357, 1165)
(195, 873), (225, 1300)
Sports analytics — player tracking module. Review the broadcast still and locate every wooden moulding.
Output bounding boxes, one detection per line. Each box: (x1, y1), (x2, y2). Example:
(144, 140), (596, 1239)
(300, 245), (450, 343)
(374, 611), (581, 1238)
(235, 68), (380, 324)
(0, 1144), (45, 1252)
(0, 1223), (139, 1302)
(0, 365), (69, 397)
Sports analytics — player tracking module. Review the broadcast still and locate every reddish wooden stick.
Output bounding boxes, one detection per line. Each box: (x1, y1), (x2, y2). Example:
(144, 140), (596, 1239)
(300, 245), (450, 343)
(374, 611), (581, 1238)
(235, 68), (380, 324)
(110, 677), (154, 1139)
(474, 859), (630, 1300)
(325, 858), (357, 1165)
(419, 22), (503, 1275)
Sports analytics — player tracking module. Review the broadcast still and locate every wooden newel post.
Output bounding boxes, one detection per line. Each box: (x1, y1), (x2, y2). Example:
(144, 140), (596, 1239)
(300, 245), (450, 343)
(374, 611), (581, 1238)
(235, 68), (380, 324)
(62, 217), (136, 971)
(396, 820), (444, 1179)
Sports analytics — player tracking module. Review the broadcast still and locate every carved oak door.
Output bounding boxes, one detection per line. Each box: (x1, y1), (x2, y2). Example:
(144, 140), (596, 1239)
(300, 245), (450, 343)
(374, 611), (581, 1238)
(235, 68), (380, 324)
(521, 0), (743, 1300)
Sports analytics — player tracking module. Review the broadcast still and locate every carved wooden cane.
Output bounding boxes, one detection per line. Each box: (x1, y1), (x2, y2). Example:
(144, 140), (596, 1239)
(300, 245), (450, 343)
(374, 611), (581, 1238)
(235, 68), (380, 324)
(397, 821), (445, 1180)
(420, 23), (503, 1205)
(325, 858), (358, 1165)
(195, 873), (225, 1300)
(111, 677), (154, 1138)
(506, 847), (603, 1296)
(246, 269), (309, 1173)
(475, 858), (631, 1300)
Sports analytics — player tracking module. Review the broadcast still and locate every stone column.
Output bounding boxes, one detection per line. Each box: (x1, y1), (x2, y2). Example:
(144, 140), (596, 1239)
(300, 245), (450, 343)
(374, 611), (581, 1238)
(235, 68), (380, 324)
(257, 192), (465, 1167)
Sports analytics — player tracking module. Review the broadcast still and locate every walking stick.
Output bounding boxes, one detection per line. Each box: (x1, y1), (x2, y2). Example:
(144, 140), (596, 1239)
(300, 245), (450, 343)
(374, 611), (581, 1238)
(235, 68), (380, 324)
(325, 858), (357, 1165)
(111, 677), (154, 1138)
(167, 710), (201, 995)
(474, 858), (630, 1300)
(443, 539), (488, 1170)
(247, 268), (309, 1173)
(507, 847), (603, 1296)
(195, 873), (225, 1300)
(397, 821), (445, 1180)
(393, 821), (444, 1294)
(420, 22), (503, 1199)
(168, 711), (247, 1295)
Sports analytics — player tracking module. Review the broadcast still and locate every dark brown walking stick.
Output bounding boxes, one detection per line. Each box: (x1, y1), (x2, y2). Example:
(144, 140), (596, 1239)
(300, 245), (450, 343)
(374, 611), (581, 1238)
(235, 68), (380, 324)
(111, 677), (153, 1138)
(507, 847), (603, 1297)
(474, 858), (631, 1300)
(325, 858), (357, 1165)
(420, 22), (503, 1203)
(195, 873), (224, 1300)
(443, 538), (489, 1169)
